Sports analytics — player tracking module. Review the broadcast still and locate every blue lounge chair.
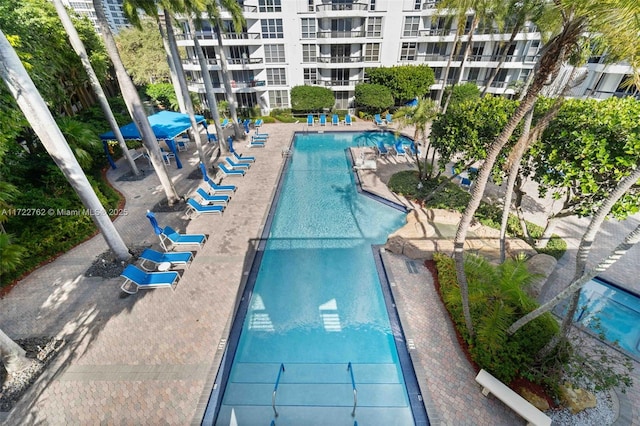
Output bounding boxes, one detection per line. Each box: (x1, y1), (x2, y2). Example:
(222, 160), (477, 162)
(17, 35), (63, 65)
(254, 118), (263, 127)
(251, 134), (268, 141)
(157, 225), (207, 251)
(374, 114), (384, 126)
(208, 133), (218, 144)
(319, 114), (327, 126)
(138, 248), (193, 272)
(394, 141), (406, 158)
(307, 114), (314, 126)
(375, 140), (389, 156)
(218, 163), (246, 176)
(221, 118), (229, 128)
(332, 114), (339, 126)
(247, 139), (265, 148)
(407, 141), (420, 156)
(386, 113), (393, 124)
(254, 130), (269, 138)
(344, 114), (352, 125)
(195, 188), (229, 205)
(225, 157), (251, 170)
(120, 264), (180, 294)
(460, 177), (472, 190)
(243, 120), (251, 134)
(186, 198), (224, 218)
(205, 178), (236, 194)
(232, 151), (255, 163)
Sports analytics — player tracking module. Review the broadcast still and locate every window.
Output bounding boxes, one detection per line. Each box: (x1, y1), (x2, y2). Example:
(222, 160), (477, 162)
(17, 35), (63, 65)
(414, 0), (421, 10)
(267, 68), (287, 85)
(334, 91), (350, 109)
(519, 68), (531, 83)
(425, 42), (446, 56)
(364, 43), (380, 61)
(471, 42), (484, 60)
(259, 0), (281, 12)
(229, 46), (249, 61)
(264, 44), (286, 63)
(369, 0), (376, 11)
(430, 16), (448, 35)
(308, 0), (314, 12)
(269, 90), (289, 108)
(301, 18), (316, 39)
(403, 17), (420, 37)
(466, 68), (480, 82)
(302, 44), (317, 63)
(304, 68), (317, 84)
(261, 19), (283, 39)
(400, 42), (417, 61)
(367, 17), (382, 37)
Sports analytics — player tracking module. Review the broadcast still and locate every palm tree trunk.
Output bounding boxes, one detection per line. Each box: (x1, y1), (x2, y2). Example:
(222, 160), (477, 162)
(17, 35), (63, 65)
(508, 222), (640, 336)
(160, 12), (207, 165)
(187, 17), (226, 153)
(536, 161), (640, 355)
(156, 15), (186, 113)
(0, 328), (30, 374)
(0, 28), (131, 260)
(499, 107), (534, 262)
(482, 22), (522, 96)
(52, 0), (140, 176)
(92, 0), (180, 205)
(442, 16), (479, 114)
(214, 18), (243, 140)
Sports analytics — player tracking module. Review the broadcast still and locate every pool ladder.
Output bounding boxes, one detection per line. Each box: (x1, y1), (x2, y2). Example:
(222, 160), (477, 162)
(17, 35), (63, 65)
(270, 362), (358, 423)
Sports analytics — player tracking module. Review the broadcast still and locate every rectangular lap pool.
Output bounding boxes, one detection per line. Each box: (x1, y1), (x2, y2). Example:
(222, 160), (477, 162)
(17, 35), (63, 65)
(204, 132), (427, 425)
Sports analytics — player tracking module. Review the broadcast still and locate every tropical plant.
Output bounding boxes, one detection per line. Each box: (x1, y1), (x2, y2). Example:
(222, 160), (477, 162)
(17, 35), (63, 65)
(354, 83), (394, 113)
(366, 65), (435, 104)
(451, 0), (640, 337)
(115, 19), (171, 84)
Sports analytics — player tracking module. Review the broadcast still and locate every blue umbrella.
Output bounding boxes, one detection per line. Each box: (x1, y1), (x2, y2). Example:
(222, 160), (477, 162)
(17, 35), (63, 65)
(146, 210), (163, 235)
(243, 122), (250, 134)
(227, 136), (235, 153)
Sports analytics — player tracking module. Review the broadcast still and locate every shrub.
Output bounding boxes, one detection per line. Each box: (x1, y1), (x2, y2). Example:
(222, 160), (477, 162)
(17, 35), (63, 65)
(290, 86), (334, 112)
(366, 65), (435, 104)
(270, 108), (299, 123)
(354, 83), (394, 113)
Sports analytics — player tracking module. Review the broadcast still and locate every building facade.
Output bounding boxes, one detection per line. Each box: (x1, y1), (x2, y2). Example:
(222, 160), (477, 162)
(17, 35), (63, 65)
(174, 0), (636, 115)
(62, 0), (129, 33)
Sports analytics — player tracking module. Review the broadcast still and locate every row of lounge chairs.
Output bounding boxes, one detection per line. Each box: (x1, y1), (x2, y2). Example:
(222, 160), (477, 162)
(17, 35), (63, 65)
(374, 140), (420, 159)
(120, 140), (259, 294)
(307, 114), (353, 126)
(374, 113), (394, 126)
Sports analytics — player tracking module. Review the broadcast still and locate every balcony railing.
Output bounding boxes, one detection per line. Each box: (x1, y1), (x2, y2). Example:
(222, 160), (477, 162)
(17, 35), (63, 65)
(227, 57), (264, 65)
(317, 30), (366, 39)
(222, 32), (261, 40)
(317, 56), (364, 63)
(418, 28), (456, 36)
(315, 79), (365, 87)
(416, 54), (449, 62)
(241, 5), (257, 12)
(182, 58), (218, 66)
(316, 3), (368, 11)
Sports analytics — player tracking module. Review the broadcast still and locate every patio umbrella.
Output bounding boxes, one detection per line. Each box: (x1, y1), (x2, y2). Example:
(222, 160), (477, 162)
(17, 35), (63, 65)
(199, 162), (210, 181)
(227, 136), (235, 153)
(243, 121), (250, 134)
(146, 210), (163, 236)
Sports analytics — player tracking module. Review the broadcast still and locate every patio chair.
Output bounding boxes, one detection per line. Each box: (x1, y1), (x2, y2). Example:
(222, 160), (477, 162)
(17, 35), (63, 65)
(460, 177), (472, 190)
(232, 151), (255, 163)
(208, 133), (218, 144)
(407, 141), (420, 156)
(393, 141), (406, 158)
(186, 198), (225, 219)
(218, 163), (246, 176)
(225, 157), (251, 170)
(221, 118), (229, 128)
(159, 225), (207, 251)
(160, 149), (175, 165)
(176, 138), (190, 152)
(332, 114), (339, 126)
(120, 264), (180, 294)
(344, 114), (352, 125)
(254, 118), (264, 127)
(374, 114), (384, 126)
(375, 140), (389, 156)
(251, 134), (268, 142)
(195, 188), (229, 205)
(319, 114), (327, 126)
(307, 114), (314, 126)
(138, 248), (193, 272)
(247, 139), (265, 148)
(254, 130), (269, 138)
(199, 162), (237, 194)
(386, 113), (393, 124)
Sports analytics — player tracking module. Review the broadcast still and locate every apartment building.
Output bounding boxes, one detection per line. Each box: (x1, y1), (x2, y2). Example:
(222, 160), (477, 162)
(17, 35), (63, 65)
(175, 0), (629, 114)
(62, 0), (129, 33)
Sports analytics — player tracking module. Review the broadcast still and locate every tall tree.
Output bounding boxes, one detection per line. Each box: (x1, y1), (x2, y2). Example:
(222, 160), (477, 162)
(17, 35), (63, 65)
(0, 328), (30, 374)
(92, 0), (180, 204)
(52, 0), (140, 176)
(452, 0), (640, 336)
(0, 28), (131, 260)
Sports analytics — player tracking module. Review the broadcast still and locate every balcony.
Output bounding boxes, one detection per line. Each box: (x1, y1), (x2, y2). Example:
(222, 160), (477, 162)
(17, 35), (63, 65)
(317, 30), (366, 39)
(182, 58), (218, 66)
(227, 57), (264, 65)
(316, 3), (368, 11)
(317, 56), (364, 64)
(315, 2), (370, 18)
(315, 79), (365, 87)
(222, 32), (261, 40)
(416, 54), (450, 62)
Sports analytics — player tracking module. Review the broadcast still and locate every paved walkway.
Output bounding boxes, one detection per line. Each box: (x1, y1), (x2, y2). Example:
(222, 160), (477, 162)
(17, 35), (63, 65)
(0, 121), (637, 425)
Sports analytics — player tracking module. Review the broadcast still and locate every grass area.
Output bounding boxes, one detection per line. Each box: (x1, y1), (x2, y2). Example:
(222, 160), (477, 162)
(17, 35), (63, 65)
(388, 170), (567, 259)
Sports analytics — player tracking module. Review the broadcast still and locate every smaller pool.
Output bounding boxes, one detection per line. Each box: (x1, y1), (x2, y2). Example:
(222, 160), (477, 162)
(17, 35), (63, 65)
(555, 277), (640, 358)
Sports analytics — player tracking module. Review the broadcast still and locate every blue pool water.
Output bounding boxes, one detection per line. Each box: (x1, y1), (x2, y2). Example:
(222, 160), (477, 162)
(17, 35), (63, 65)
(557, 277), (640, 358)
(210, 132), (421, 425)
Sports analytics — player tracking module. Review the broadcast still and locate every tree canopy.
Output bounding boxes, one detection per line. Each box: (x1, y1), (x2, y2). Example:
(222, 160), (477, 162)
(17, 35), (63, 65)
(290, 85), (334, 112)
(366, 65), (435, 104)
(354, 83), (394, 113)
(115, 18), (171, 85)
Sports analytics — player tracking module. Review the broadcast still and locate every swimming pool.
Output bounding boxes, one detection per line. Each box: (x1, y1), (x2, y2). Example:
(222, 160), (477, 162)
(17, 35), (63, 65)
(555, 277), (640, 359)
(205, 132), (426, 425)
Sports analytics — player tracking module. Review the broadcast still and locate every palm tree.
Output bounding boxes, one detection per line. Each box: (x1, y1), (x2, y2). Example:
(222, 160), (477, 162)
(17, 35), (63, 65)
(91, 0), (180, 205)
(0, 181), (25, 274)
(0, 28), (131, 261)
(392, 97), (439, 180)
(52, 0), (141, 176)
(0, 328), (30, 374)
(452, 0), (640, 336)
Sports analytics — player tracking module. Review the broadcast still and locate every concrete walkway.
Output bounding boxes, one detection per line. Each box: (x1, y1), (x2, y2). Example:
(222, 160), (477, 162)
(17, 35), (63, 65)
(0, 121), (637, 425)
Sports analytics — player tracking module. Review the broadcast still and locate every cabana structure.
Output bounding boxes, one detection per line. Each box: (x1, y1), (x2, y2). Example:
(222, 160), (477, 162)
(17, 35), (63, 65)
(100, 111), (209, 169)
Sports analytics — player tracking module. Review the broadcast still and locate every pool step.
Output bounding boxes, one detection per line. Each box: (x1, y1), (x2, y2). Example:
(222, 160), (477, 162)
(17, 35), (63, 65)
(215, 405), (415, 426)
